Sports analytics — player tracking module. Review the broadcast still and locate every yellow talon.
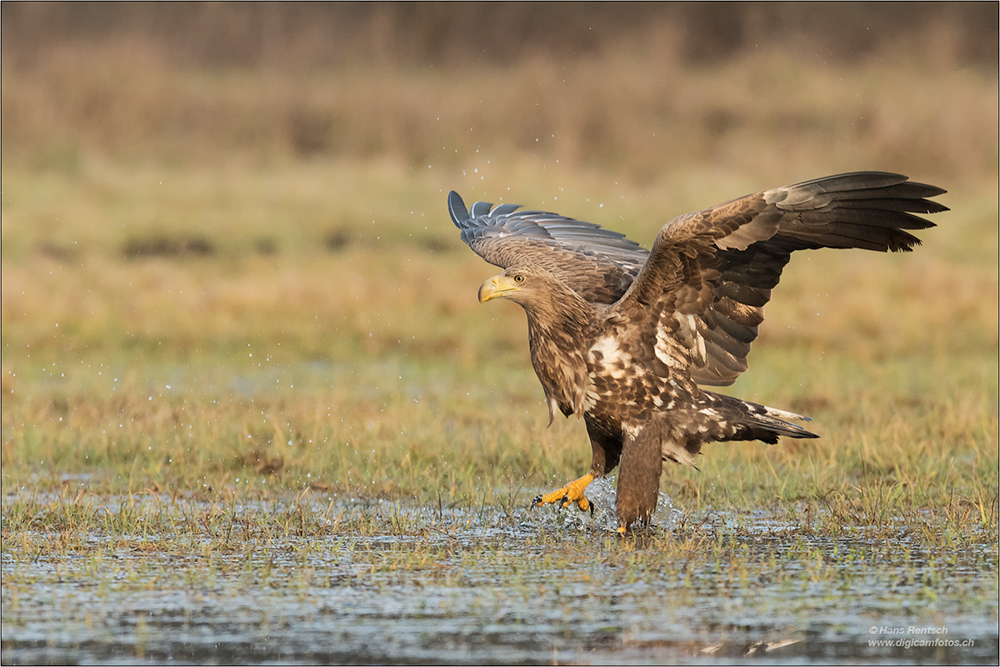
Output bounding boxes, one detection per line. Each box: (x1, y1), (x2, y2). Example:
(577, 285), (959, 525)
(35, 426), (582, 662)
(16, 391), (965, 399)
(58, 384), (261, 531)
(533, 473), (595, 512)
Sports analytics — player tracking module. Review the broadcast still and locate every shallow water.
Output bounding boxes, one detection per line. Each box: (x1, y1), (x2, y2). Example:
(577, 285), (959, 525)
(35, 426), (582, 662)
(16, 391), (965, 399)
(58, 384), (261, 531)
(3, 487), (998, 665)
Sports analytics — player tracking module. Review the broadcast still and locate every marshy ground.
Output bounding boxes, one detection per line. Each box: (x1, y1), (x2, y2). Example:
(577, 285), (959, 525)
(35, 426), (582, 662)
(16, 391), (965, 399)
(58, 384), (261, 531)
(2, 5), (998, 664)
(3, 489), (997, 664)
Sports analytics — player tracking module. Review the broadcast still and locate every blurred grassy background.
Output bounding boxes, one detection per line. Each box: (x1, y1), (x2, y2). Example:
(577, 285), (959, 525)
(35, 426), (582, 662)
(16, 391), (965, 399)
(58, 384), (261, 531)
(3, 3), (998, 181)
(1, 3), (997, 508)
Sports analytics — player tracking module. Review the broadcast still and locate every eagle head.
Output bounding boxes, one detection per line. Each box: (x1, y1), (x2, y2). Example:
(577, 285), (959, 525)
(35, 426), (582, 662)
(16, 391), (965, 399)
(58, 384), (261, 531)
(478, 266), (544, 305)
(478, 266), (597, 340)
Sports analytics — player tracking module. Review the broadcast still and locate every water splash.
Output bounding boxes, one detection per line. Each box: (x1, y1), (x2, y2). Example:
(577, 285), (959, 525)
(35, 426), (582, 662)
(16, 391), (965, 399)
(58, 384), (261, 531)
(549, 475), (684, 533)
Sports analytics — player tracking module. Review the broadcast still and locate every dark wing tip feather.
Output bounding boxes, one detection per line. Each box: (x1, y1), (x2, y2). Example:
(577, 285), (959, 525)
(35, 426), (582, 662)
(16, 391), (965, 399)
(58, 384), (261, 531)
(491, 203), (523, 216)
(769, 172), (947, 253)
(450, 191), (525, 227)
(447, 191), (469, 227)
(469, 200), (496, 218)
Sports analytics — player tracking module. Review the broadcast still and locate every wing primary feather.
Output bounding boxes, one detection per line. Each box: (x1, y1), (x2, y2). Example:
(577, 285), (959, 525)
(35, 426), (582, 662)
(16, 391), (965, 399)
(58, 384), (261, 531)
(490, 203), (523, 216)
(448, 191), (470, 226)
(470, 200), (494, 218)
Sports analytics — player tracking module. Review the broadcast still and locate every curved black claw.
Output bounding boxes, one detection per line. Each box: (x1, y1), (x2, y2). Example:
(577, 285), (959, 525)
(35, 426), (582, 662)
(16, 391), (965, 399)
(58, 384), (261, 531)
(531, 494), (575, 510)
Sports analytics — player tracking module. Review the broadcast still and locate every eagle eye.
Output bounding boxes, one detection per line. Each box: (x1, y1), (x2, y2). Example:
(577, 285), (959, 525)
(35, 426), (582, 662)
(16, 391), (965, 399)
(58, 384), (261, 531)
(513, 274), (525, 283)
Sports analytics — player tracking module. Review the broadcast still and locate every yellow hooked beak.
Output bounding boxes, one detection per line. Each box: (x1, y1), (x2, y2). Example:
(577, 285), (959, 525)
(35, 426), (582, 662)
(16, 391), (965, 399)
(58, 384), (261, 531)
(478, 274), (520, 303)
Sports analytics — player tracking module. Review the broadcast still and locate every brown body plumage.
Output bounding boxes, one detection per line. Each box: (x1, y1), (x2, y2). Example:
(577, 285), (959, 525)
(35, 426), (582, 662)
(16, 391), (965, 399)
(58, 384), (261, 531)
(449, 172), (947, 531)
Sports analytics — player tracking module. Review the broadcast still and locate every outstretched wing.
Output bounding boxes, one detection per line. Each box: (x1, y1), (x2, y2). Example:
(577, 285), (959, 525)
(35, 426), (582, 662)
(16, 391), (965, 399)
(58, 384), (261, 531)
(450, 173), (947, 384)
(611, 172), (948, 384)
(448, 191), (648, 305)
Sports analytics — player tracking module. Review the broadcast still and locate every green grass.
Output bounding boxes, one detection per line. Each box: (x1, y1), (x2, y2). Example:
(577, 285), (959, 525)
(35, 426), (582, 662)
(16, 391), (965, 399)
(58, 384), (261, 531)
(2, 157), (996, 511)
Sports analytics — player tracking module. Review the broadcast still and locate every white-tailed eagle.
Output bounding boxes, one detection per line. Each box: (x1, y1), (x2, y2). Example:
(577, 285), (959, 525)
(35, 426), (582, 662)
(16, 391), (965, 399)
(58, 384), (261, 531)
(448, 172), (947, 532)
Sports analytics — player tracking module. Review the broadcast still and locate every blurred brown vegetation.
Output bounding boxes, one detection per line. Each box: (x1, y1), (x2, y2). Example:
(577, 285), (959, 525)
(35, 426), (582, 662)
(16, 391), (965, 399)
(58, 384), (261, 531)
(2, 2), (997, 184)
(5, 3), (997, 68)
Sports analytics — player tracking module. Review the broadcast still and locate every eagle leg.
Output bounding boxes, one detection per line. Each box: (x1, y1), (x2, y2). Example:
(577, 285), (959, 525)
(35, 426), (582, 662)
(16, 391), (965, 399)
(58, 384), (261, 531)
(533, 472), (595, 513)
(614, 431), (664, 533)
